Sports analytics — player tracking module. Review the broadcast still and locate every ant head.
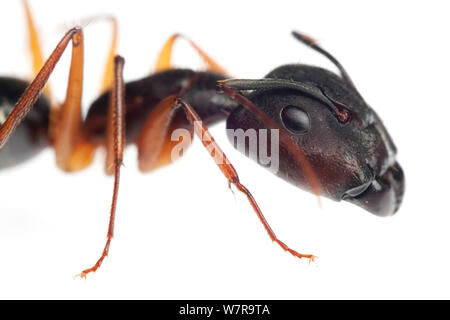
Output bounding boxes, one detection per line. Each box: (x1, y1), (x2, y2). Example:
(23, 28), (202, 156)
(221, 32), (404, 216)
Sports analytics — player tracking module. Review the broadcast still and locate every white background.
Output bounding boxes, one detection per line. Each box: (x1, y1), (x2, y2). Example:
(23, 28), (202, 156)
(0, 0), (449, 299)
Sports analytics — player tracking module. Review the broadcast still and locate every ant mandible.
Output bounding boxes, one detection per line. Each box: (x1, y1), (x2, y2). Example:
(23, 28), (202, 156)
(0, 0), (404, 278)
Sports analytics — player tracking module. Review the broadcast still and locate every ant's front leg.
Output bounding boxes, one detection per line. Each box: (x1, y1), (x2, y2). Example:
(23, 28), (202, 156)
(133, 91), (316, 262)
(178, 99), (316, 263)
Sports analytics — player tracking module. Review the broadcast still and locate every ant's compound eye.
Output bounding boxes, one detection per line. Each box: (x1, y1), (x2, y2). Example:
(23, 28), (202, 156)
(280, 105), (310, 134)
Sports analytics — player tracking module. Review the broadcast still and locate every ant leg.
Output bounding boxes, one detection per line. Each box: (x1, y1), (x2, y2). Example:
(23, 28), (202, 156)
(52, 29), (96, 171)
(52, 15), (119, 171)
(22, 0), (58, 135)
(136, 72), (199, 172)
(155, 34), (227, 75)
(77, 56), (126, 278)
(135, 94), (314, 260)
(22, 0), (47, 86)
(136, 95), (193, 172)
(60, 14), (119, 94)
(97, 16), (118, 93)
(134, 87), (314, 261)
(178, 98), (316, 262)
(0, 28), (81, 149)
(0, 23), (126, 277)
(105, 57), (126, 174)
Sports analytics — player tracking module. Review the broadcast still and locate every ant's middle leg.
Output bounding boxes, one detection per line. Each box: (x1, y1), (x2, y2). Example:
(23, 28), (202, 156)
(77, 56), (126, 278)
(22, 0), (52, 99)
(154, 34), (227, 75)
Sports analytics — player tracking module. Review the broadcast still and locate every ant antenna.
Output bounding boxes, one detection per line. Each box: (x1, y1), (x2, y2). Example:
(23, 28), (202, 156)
(292, 31), (360, 95)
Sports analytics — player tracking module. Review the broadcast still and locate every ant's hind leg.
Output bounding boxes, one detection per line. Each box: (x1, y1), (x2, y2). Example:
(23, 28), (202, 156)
(53, 15), (119, 172)
(22, 0), (58, 135)
(52, 29), (96, 172)
(0, 28), (82, 150)
(58, 14), (119, 94)
(154, 34), (227, 75)
(97, 16), (119, 93)
(22, 0), (48, 89)
(77, 56), (126, 279)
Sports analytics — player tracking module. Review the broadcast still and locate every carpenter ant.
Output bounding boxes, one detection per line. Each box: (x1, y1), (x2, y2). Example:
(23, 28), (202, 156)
(0, 1), (404, 278)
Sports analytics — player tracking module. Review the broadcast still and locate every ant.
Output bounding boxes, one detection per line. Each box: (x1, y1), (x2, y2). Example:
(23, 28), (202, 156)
(0, 0), (404, 278)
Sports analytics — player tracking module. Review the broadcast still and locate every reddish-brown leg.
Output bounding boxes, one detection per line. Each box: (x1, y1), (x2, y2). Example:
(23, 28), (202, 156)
(22, 0), (52, 98)
(98, 16), (119, 93)
(22, 0), (60, 140)
(136, 75), (198, 172)
(0, 28), (81, 149)
(0, 21), (127, 276)
(155, 34), (227, 74)
(77, 56), (126, 279)
(52, 14), (120, 171)
(52, 28), (97, 172)
(136, 95), (193, 172)
(74, 15), (118, 94)
(133, 84), (314, 261)
(177, 98), (316, 262)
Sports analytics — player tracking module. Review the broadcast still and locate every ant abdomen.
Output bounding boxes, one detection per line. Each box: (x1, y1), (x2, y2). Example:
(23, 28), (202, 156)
(0, 77), (49, 169)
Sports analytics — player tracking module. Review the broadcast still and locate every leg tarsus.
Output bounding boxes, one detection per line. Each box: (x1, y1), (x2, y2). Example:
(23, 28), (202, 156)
(75, 237), (112, 279)
(274, 238), (316, 262)
(232, 179), (316, 263)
